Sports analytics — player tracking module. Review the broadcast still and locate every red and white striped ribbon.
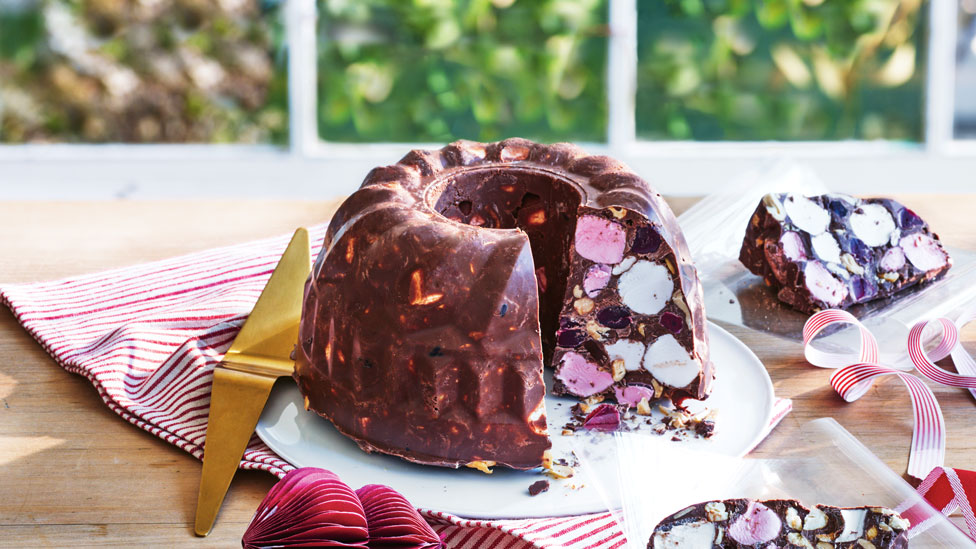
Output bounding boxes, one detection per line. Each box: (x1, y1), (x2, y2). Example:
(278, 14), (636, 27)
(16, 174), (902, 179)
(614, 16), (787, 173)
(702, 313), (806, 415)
(898, 466), (976, 541)
(804, 308), (976, 480)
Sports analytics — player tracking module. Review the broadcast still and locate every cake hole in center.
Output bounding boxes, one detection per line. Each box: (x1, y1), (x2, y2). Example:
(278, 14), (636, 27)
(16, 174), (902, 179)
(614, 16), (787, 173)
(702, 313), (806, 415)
(428, 167), (584, 366)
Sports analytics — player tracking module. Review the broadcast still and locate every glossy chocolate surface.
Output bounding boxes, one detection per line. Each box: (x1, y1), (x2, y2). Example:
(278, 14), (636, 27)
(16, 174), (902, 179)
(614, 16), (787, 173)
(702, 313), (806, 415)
(294, 138), (711, 469)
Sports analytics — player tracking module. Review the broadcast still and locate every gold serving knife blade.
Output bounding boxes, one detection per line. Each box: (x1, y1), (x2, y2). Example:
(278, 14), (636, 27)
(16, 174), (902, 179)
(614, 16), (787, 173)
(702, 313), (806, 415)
(194, 228), (311, 536)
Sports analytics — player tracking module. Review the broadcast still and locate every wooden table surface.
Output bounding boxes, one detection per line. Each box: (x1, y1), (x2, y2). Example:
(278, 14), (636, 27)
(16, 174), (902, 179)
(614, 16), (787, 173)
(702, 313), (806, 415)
(1, 197), (974, 546)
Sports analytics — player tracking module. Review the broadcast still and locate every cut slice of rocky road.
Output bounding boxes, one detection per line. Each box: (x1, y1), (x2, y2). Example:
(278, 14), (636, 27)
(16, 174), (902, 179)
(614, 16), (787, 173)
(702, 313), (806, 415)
(739, 192), (952, 314)
(552, 206), (712, 405)
(649, 498), (909, 548)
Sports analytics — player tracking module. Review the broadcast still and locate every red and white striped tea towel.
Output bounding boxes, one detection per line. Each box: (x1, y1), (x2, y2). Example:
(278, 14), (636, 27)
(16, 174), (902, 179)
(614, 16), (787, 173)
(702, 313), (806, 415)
(0, 224), (791, 549)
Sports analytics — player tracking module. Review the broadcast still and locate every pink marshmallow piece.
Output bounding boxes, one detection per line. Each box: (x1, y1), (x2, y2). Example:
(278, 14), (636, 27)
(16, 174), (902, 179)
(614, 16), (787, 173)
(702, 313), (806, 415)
(728, 501), (782, 545)
(804, 262), (848, 306)
(880, 246), (906, 272)
(583, 264), (612, 297)
(780, 231), (807, 261)
(900, 233), (948, 271)
(556, 351), (614, 397)
(574, 216), (627, 264)
(613, 385), (655, 407)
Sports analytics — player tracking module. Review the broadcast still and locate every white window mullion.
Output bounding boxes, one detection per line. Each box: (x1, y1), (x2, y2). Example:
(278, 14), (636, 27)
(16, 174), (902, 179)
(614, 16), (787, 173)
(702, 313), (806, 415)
(287, 0), (320, 157)
(925, 0), (958, 153)
(607, 0), (638, 153)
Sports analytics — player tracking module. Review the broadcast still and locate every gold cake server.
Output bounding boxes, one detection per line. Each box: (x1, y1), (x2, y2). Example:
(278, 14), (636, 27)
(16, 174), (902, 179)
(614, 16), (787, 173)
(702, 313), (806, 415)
(194, 228), (311, 536)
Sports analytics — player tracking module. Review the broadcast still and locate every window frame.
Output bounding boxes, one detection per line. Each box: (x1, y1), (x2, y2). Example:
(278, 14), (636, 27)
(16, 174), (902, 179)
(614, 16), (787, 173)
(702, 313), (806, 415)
(1, 0), (975, 199)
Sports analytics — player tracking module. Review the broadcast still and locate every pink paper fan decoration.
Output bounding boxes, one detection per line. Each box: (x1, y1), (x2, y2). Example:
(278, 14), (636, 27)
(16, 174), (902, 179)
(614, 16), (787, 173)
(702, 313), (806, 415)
(356, 484), (443, 549)
(242, 468), (369, 548)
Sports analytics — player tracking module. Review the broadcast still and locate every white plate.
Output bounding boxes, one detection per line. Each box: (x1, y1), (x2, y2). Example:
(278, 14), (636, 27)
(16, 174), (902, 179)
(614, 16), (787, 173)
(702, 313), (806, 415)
(255, 322), (774, 519)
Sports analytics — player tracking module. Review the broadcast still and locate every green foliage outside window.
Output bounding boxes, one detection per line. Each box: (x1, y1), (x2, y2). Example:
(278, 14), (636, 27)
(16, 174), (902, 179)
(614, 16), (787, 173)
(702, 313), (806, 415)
(0, 0), (288, 144)
(316, 0), (609, 143)
(636, 0), (927, 141)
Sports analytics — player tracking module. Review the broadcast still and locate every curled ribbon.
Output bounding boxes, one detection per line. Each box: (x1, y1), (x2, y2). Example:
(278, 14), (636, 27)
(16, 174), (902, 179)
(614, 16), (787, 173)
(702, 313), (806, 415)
(803, 309), (976, 480)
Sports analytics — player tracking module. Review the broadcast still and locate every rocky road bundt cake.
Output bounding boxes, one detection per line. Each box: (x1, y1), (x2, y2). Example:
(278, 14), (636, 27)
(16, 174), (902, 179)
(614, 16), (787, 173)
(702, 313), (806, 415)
(294, 139), (713, 469)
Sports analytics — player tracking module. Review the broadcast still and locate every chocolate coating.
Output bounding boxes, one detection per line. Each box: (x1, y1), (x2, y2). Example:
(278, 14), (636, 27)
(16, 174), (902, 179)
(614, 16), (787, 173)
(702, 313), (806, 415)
(295, 139), (712, 469)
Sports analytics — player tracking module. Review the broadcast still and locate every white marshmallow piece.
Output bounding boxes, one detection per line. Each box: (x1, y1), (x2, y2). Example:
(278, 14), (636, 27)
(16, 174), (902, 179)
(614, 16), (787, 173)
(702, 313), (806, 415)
(850, 203), (896, 246)
(605, 339), (646, 372)
(612, 255), (637, 275)
(784, 194), (830, 235)
(643, 335), (700, 388)
(652, 520), (717, 549)
(811, 232), (841, 264)
(617, 260), (673, 315)
(834, 509), (867, 543)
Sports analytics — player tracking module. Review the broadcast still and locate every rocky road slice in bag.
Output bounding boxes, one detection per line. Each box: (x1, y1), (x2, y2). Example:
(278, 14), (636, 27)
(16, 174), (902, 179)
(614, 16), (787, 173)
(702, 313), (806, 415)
(649, 498), (910, 548)
(740, 193), (951, 314)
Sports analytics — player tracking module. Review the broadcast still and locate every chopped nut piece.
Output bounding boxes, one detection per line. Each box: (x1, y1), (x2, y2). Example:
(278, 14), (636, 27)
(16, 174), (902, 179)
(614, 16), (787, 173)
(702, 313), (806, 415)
(303, 396), (310, 411)
(816, 543), (834, 549)
(561, 429), (575, 436)
(881, 271), (900, 282)
(585, 319), (609, 341)
(856, 540), (877, 549)
(788, 532), (815, 548)
(651, 378), (664, 399)
(786, 507), (802, 530)
(573, 285), (583, 298)
(637, 323), (647, 336)
(611, 359), (626, 381)
(866, 526), (877, 540)
(574, 297), (595, 315)
(636, 397), (653, 416)
(841, 253), (865, 275)
(763, 193), (786, 221)
(465, 460), (496, 474)
(804, 508), (828, 530)
(584, 395), (605, 408)
(887, 515), (910, 530)
(704, 502), (728, 522)
(878, 523), (892, 533)
(546, 463), (574, 479)
(608, 206), (627, 219)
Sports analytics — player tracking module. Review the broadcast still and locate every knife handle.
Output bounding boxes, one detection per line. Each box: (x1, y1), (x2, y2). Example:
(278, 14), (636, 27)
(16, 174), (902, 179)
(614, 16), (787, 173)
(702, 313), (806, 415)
(194, 366), (279, 536)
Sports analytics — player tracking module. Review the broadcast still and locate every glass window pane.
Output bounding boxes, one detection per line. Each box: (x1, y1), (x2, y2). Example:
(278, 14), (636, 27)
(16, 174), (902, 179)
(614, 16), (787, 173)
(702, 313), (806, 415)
(956, 1), (976, 139)
(635, 0), (927, 141)
(0, 0), (288, 144)
(317, 0), (608, 143)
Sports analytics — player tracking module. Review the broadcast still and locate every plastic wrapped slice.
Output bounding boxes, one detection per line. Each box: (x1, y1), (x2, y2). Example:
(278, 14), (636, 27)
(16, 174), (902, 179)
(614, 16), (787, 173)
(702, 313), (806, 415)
(649, 498), (909, 548)
(739, 193), (951, 314)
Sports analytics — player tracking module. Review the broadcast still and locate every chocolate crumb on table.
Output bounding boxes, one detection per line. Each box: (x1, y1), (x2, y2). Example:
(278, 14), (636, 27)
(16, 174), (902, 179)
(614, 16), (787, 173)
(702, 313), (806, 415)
(528, 480), (550, 496)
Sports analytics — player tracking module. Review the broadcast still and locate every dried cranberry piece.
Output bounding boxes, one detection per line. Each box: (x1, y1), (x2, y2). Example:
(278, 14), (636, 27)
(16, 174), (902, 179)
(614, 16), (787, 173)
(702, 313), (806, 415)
(631, 226), (662, 255)
(828, 200), (849, 219)
(596, 306), (631, 329)
(659, 311), (684, 334)
(556, 329), (586, 348)
(849, 238), (873, 264)
(582, 404), (621, 432)
(899, 208), (923, 230)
